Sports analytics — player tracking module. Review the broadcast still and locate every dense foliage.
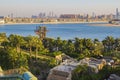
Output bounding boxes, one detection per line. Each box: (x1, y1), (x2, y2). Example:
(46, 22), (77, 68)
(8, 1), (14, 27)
(43, 36), (120, 60)
(72, 65), (120, 80)
(0, 33), (120, 79)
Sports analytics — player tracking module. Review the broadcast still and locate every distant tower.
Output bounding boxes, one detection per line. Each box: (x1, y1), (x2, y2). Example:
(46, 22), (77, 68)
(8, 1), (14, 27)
(116, 8), (119, 19)
(92, 12), (95, 19)
(51, 11), (54, 17)
(11, 13), (13, 18)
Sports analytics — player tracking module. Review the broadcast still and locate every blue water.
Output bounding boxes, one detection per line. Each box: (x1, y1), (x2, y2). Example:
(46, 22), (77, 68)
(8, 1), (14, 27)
(0, 23), (120, 40)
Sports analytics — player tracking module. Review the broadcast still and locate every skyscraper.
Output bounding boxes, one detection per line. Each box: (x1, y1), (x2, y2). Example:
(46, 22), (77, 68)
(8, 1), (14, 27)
(116, 8), (119, 19)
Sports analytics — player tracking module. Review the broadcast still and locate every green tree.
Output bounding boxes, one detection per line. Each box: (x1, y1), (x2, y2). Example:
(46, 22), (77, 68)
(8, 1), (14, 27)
(8, 34), (25, 53)
(102, 36), (115, 52)
(74, 38), (84, 53)
(24, 35), (34, 57)
(115, 38), (120, 51)
(53, 37), (62, 51)
(72, 65), (89, 80)
(0, 33), (8, 47)
(61, 40), (68, 52)
(0, 48), (28, 69)
(92, 39), (104, 56)
(43, 38), (55, 52)
(65, 40), (76, 57)
(32, 36), (44, 59)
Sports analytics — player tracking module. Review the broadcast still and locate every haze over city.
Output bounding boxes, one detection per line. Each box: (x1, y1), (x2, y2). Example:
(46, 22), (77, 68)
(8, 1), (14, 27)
(0, 0), (120, 17)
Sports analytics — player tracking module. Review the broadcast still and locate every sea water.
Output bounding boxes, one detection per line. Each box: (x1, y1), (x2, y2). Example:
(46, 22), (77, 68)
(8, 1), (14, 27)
(0, 23), (120, 41)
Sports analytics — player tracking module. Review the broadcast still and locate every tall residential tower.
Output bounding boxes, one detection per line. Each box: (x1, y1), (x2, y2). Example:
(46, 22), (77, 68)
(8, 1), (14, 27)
(116, 8), (119, 19)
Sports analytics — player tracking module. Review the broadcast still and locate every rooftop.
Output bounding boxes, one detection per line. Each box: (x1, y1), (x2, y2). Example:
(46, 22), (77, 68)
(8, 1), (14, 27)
(53, 59), (78, 73)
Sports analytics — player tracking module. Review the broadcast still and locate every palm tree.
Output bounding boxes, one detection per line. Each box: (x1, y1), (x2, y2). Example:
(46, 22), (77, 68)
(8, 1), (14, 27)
(61, 40), (67, 53)
(0, 33), (8, 49)
(54, 37), (62, 51)
(84, 38), (94, 50)
(43, 38), (55, 52)
(102, 36), (115, 52)
(74, 38), (84, 53)
(72, 65), (88, 80)
(32, 36), (44, 60)
(0, 33), (8, 45)
(92, 39), (104, 56)
(24, 35), (34, 57)
(65, 40), (75, 56)
(82, 38), (95, 56)
(8, 34), (25, 53)
(115, 38), (120, 51)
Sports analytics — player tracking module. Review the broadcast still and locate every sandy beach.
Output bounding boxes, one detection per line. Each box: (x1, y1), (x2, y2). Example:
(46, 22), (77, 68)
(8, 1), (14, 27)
(89, 23), (120, 27)
(0, 21), (108, 25)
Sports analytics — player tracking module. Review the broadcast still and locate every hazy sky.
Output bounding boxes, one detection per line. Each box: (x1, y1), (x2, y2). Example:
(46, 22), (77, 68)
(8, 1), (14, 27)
(0, 0), (120, 17)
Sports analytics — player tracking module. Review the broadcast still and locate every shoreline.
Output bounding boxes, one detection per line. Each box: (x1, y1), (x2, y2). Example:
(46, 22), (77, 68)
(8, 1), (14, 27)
(1, 21), (120, 27)
(0, 21), (108, 25)
(89, 23), (120, 27)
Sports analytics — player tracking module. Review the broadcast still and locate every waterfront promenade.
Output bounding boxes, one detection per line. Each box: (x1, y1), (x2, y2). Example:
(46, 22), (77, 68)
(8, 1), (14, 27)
(0, 17), (108, 25)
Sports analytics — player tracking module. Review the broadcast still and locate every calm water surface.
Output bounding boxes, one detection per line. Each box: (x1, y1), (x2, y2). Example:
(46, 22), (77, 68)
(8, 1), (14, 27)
(0, 23), (120, 40)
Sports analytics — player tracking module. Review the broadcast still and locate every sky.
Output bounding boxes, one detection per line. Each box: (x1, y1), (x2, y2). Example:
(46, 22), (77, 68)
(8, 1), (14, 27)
(0, 0), (120, 17)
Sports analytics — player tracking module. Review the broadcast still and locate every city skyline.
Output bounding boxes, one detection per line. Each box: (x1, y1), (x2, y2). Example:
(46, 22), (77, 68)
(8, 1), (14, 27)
(0, 0), (120, 17)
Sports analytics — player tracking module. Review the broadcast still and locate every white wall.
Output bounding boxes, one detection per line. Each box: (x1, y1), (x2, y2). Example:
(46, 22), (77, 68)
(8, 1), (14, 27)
(0, 19), (5, 24)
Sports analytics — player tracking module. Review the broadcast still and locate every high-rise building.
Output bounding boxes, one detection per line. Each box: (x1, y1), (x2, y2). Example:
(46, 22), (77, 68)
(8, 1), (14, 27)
(60, 14), (76, 18)
(31, 15), (37, 18)
(11, 13), (13, 18)
(38, 13), (45, 18)
(109, 8), (120, 24)
(0, 16), (5, 24)
(116, 8), (119, 19)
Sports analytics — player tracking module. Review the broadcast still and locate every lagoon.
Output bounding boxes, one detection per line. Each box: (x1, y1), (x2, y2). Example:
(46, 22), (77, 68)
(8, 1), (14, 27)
(0, 23), (120, 41)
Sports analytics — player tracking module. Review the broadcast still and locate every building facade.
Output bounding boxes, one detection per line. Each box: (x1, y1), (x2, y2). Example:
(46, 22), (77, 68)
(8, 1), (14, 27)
(47, 58), (106, 80)
(0, 16), (5, 24)
(109, 8), (120, 25)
